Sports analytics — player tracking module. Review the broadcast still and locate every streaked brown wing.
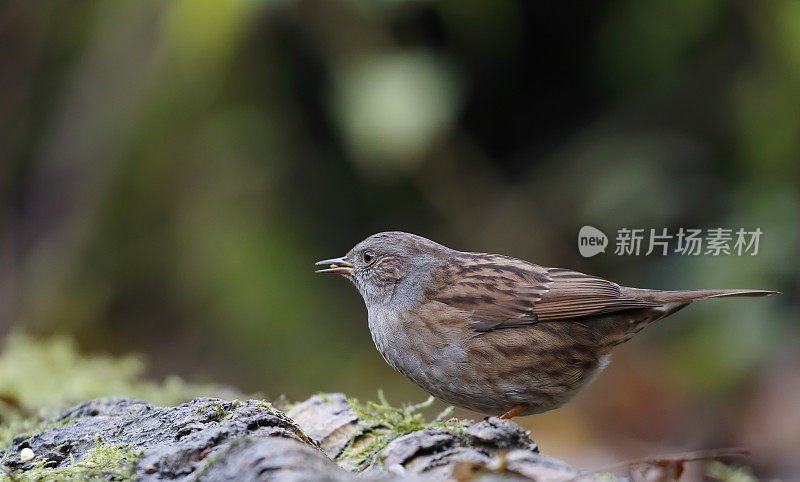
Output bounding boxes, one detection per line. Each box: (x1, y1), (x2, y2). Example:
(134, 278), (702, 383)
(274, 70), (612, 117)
(430, 254), (659, 332)
(535, 267), (659, 320)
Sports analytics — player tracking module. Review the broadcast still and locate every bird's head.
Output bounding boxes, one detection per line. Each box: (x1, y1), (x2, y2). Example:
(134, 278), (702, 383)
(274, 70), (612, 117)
(315, 231), (450, 309)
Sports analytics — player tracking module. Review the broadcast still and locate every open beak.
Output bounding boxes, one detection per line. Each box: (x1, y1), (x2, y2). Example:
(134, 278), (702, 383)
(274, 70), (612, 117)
(314, 256), (354, 275)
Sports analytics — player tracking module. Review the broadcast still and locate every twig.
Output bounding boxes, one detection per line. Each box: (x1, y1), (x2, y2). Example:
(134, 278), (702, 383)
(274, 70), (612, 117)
(592, 447), (750, 473)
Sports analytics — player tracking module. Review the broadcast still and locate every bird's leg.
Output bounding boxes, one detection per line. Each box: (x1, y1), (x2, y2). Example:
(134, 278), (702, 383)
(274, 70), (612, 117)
(498, 404), (529, 420)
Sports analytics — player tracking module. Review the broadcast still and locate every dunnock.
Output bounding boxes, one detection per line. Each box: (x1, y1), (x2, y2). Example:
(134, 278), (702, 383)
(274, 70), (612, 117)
(316, 232), (776, 418)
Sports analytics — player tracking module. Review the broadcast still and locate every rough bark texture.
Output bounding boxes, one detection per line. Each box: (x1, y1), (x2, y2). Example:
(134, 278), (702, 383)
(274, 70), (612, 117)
(0, 394), (593, 481)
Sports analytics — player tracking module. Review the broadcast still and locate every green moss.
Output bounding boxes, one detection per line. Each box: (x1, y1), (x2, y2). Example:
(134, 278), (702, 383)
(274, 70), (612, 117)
(337, 390), (463, 471)
(255, 400), (280, 416)
(8, 435), (141, 481)
(0, 415), (74, 449)
(706, 461), (758, 482)
(0, 333), (226, 452)
(254, 400), (317, 447)
(184, 401), (242, 423)
(0, 333), (212, 410)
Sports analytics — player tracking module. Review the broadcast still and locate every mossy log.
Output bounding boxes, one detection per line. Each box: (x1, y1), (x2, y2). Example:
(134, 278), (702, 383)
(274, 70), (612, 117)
(0, 394), (593, 481)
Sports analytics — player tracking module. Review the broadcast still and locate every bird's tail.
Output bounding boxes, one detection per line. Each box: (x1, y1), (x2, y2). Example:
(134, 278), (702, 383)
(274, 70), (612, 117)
(621, 287), (779, 304)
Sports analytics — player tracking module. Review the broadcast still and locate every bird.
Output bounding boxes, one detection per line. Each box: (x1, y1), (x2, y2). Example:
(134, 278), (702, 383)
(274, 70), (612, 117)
(315, 231), (777, 419)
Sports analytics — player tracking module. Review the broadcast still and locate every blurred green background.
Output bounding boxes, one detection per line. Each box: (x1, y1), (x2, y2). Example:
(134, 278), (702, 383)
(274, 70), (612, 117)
(1, 0), (798, 478)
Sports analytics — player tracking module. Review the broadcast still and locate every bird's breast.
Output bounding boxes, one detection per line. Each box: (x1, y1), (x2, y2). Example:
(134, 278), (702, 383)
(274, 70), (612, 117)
(366, 303), (470, 389)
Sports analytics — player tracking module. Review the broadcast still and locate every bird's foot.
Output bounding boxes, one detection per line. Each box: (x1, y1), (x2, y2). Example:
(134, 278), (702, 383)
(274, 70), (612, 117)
(497, 404), (529, 420)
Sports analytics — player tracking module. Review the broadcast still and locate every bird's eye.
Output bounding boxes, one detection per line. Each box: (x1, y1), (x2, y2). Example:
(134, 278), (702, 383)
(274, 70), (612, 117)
(362, 251), (374, 264)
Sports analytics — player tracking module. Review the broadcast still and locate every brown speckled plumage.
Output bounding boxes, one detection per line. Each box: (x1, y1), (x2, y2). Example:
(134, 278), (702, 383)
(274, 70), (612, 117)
(316, 232), (777, 417)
